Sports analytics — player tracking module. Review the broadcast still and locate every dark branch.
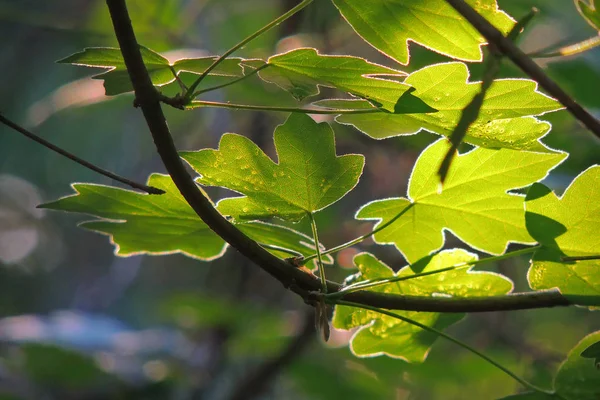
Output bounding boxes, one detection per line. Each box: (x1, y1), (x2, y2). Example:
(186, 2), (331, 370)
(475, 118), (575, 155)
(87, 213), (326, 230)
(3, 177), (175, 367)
(0, 113), (163, 194)
(228, 312), (315, 400)
(105, 0), (600, 313)
(444, 0), (600, 141)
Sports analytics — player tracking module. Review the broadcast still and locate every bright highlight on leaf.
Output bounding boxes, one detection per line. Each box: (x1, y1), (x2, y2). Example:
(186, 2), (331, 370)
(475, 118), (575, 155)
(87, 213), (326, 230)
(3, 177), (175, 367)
(39, 174), (328, 261)
(525, 166), (600, 300)
(254, 48), (434, 113)
(333, 250), (512, 361)
(316, 62), (562, 151)
(357, 139), (566, 263)
(181, 114), (365, 222)
(58, 47), (243, 95)
(331, 0), (514, 65)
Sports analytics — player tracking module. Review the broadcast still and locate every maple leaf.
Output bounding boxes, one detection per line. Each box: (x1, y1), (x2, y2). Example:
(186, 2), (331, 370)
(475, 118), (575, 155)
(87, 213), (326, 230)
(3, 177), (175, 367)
(525, 166), (600, 300)
(40, 174), (329, 261)
(331, 0), (514, 65)
(357, 139), (566, 263)
(316, 62), (561, 151)
(181, 113), (365, 222)
(333, 250), (512, 361)
(251, 48), (433, 113)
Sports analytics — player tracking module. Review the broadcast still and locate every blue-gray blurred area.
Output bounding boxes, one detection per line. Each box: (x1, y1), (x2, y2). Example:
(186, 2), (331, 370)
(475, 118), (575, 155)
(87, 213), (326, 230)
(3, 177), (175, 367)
(0, 0), (598, 399)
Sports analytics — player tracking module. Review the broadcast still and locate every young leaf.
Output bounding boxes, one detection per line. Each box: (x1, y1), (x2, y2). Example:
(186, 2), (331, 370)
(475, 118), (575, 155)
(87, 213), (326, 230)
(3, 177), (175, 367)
(39, 174), (327, 261)
(58, 47), (243, 95)
(255, 48), (433, 113)
(576, 0), (600, 31)
(333, 250), (512, 361)
(525, 166), (600, 300)
(316, 62), (561, 152)
(501, 331), (600, 400)
(331, 0), (514, 65)
(357, 139), (566, 264)
(181, 113), (365, 222)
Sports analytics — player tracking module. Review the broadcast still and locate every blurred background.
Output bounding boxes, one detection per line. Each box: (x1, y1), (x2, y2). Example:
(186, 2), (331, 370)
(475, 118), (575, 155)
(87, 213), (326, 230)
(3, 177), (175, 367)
(0, 0), (599, 398)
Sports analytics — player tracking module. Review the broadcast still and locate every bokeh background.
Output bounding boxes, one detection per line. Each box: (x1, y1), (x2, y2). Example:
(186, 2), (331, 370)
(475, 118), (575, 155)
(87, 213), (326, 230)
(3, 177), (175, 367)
(0, 0), (599, 399)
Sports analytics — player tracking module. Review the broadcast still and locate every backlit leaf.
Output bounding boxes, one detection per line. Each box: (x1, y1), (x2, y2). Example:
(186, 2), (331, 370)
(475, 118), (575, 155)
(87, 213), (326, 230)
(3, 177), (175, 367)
(58, 47), (243, 95)
(181, 113), (365, 222)
(40, 174), (326, 261)
(357, 139), (566, 263)
(256, 48), (433, 113)
(333, 250), (512, 360)
(316, 62), (561, 151)
(525, 166), (600, 300)
(331, 0), (514, 65)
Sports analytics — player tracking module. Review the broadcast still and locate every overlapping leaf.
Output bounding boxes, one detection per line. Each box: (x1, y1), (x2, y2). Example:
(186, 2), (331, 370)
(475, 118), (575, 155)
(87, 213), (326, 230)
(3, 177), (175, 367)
(501, 331), (600, 400)
(40, 174), (329, 261)
(333, 250), (512, 360)
(181, 114), (365, 222)
(316, 62), (561, 151)
(331, 0), (514, 65)
(253, 48), (433, 113)
(576, 0), (600, 30)
(58, 47), (243, 95)
(525, 166), (600, 299)
(357, 139), (566, 263)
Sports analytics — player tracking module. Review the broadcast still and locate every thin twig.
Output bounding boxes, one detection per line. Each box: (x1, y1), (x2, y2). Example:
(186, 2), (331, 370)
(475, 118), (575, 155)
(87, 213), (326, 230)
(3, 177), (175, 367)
(444, 0), (600, 141)
(0, 113), (164, 194)
(106, 0), (600, 313)
(184, 0), (314, 101)
(438, 8), (537, 183)
(187, 100), (382, 114)
(335, 301), (561, 398)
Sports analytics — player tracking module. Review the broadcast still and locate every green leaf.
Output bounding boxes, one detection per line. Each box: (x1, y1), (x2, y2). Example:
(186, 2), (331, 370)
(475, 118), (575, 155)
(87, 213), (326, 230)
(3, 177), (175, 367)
(576, 0), (600, 31)
(357, 139), (566, 263)
(181, 113), (365, 222)
(505, 332), (600, 400)
(58, 47), (243, 95)
(581, 340), (600, 368)
(316, 62), (561, 151)
(331, 0), (514, 65)
(525, 166), (600, 300)
(333, 250), (512, 360)
(40, 174), (326, 261)
(257, 48), (433, 113)
(554, 332), (600, 400)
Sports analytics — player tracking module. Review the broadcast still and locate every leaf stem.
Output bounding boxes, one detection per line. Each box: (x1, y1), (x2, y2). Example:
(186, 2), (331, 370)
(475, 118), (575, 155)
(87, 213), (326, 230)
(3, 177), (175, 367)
(301, 203), (415, 264)
(187, 100), (382, 114)
(329, 245), (540, 298)
(258, 243), (304, 258)
(335, 300), (560, 398)
(308, 213), (328, 294)
(561, 255), (600, 262)
(0, 113), (164, 195)
(184, 0), (314, 101)
(191, 64), (269, 97)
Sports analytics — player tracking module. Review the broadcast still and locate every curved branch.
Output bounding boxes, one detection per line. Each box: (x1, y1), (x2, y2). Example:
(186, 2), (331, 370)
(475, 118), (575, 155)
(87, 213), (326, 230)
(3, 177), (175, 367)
(444, 0), (600, 141)
(105, 0), (600, 314)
